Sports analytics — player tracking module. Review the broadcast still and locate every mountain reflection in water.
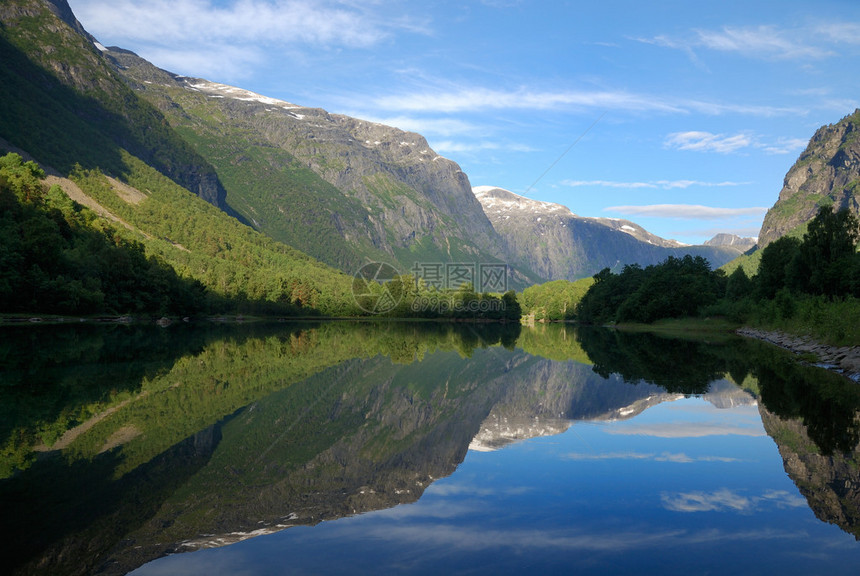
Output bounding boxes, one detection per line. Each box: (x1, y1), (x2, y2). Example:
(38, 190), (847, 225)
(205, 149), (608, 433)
(1, 322), (859, 575)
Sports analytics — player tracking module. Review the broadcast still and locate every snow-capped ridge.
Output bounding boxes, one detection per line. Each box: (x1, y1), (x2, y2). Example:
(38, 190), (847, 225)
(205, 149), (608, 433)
(472, 186), (574, 217)
(183, 79), (303, 110)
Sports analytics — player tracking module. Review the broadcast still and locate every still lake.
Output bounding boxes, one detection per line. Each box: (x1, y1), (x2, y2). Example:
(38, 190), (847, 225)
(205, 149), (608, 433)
(2, 321), (860, 575)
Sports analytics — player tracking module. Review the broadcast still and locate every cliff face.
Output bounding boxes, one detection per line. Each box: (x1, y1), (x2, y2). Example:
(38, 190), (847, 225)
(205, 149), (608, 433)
(474, 186), (740, 281)
(758, 109), (860, 247)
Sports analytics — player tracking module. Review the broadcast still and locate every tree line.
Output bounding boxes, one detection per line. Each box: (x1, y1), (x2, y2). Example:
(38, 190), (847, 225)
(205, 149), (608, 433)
(575, 206), (860, 336)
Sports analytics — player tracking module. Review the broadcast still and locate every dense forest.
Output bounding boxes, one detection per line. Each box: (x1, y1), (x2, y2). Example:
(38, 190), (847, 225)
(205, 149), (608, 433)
(0, 152), (521, 321)
(575, 207), (860, 344)
(517, 278), (594, 322)
(0, 153), (206, 316)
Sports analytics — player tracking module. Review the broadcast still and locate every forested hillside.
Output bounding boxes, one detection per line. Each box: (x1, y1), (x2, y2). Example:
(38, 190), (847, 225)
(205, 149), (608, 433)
(0, 0), (366, 317)
(0, 152), (360, 316)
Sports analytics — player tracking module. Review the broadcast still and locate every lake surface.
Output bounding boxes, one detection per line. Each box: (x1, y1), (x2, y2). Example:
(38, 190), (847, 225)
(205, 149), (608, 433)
(2, 321), (860, 575)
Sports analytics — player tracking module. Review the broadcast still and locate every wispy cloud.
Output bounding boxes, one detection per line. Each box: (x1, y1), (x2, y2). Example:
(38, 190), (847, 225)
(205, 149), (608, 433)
(72, 0), (424, 77)
(562, 179), (748, 190)
(695, 26), (833, 59)
(373, 87), (685, 114)
(433, 141), (536, 154)
(354, 521), (803, 556)
(640, 24), (838, 60)
(665, 131), (809, 155)
(662, 488), (806, 513)
(565, 451), (741, 463)
(370, 86), (800, 117)
(662, 488), (754, 513)
(350, 116), (481, 138)
(76, 0), (405, 46)
(605, 421), (765, 437)
(761, 137), (809, 155)
(817, 22), (860, 45)
(665, 131), (753, 153)
(604, 205), (769, 221)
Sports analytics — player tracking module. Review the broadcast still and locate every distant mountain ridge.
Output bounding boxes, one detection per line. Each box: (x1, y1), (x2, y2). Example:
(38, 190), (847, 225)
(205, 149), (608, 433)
(473, 186), (741, 281)
(704, 233), (757, 252)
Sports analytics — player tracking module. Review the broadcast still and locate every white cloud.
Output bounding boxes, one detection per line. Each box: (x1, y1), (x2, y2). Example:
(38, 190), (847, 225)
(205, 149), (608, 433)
(695, 26), (833, 60)
(432, 140), (535, 154)
(351, 116), (480, 138)
(817, 22), (860, 45)
(665, 131), (811, 155)
(662, 488), (806, 513)
(562, 179), (747, 190)
(665, 131), (753, 154)
(133, 45), (263, 81)
(373, 87), (685, 114)
(605, 421), (765, 437)
(564, 180), (658, 189)
(70, 0), (424, 78)
(565, 451), (741, 463)
(662, 488), (753, 513)
(604, 205), (769, 221)
(761, 137), (809, 155)
(74, 0), (400, 46)
(370, 87), (802, 118)
(640, 24), (837, 61)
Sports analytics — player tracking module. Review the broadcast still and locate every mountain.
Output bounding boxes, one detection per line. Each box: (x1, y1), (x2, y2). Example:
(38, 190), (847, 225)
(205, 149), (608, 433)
(704, 233), (757, 252)
(0, 0), (761, 298)
(759, 404), (860, 540)
(473, 186), (741, 281)
(0, 0), (362, 316)
(102, 48), (531, 282)
(758, 109), (860, 247)
(0, 0), (233, 213)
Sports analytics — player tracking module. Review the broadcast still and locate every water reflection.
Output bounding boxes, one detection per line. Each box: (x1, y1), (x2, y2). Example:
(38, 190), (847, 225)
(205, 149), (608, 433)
(0, 322), (859, 575)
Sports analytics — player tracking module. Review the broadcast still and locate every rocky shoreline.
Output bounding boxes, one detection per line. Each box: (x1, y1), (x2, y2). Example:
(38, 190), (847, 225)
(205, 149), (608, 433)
(737, 327), (860, 383)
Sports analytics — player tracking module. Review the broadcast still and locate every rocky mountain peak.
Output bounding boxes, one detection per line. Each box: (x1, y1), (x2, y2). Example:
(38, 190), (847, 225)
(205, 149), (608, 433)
(758, 109), (860, 247)
(473, 185), (739, 281)
(473, 186), (574, 217)
(704, 233), (757, 252)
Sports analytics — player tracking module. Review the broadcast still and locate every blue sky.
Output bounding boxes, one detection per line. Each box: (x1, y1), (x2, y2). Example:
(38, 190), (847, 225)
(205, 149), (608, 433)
(68, 0), (860, 244)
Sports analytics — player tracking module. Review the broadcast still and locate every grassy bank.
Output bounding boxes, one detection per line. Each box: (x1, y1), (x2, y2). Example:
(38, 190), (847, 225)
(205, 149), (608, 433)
(741, 295), (860, 347)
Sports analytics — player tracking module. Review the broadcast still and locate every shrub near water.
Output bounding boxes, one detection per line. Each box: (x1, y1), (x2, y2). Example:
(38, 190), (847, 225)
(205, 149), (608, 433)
(576, 255), (725, 325)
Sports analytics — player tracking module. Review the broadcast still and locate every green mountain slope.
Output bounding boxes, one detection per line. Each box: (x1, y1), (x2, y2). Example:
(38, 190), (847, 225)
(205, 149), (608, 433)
(0, 0), (359, 316)
(0, 0), (233, 211)
(104, 49), (535, 283)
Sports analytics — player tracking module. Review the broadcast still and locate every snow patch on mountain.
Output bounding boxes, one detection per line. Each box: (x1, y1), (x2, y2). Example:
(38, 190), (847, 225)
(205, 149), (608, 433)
(184, 80), (303, 111)
(472, 186), (573, 216)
